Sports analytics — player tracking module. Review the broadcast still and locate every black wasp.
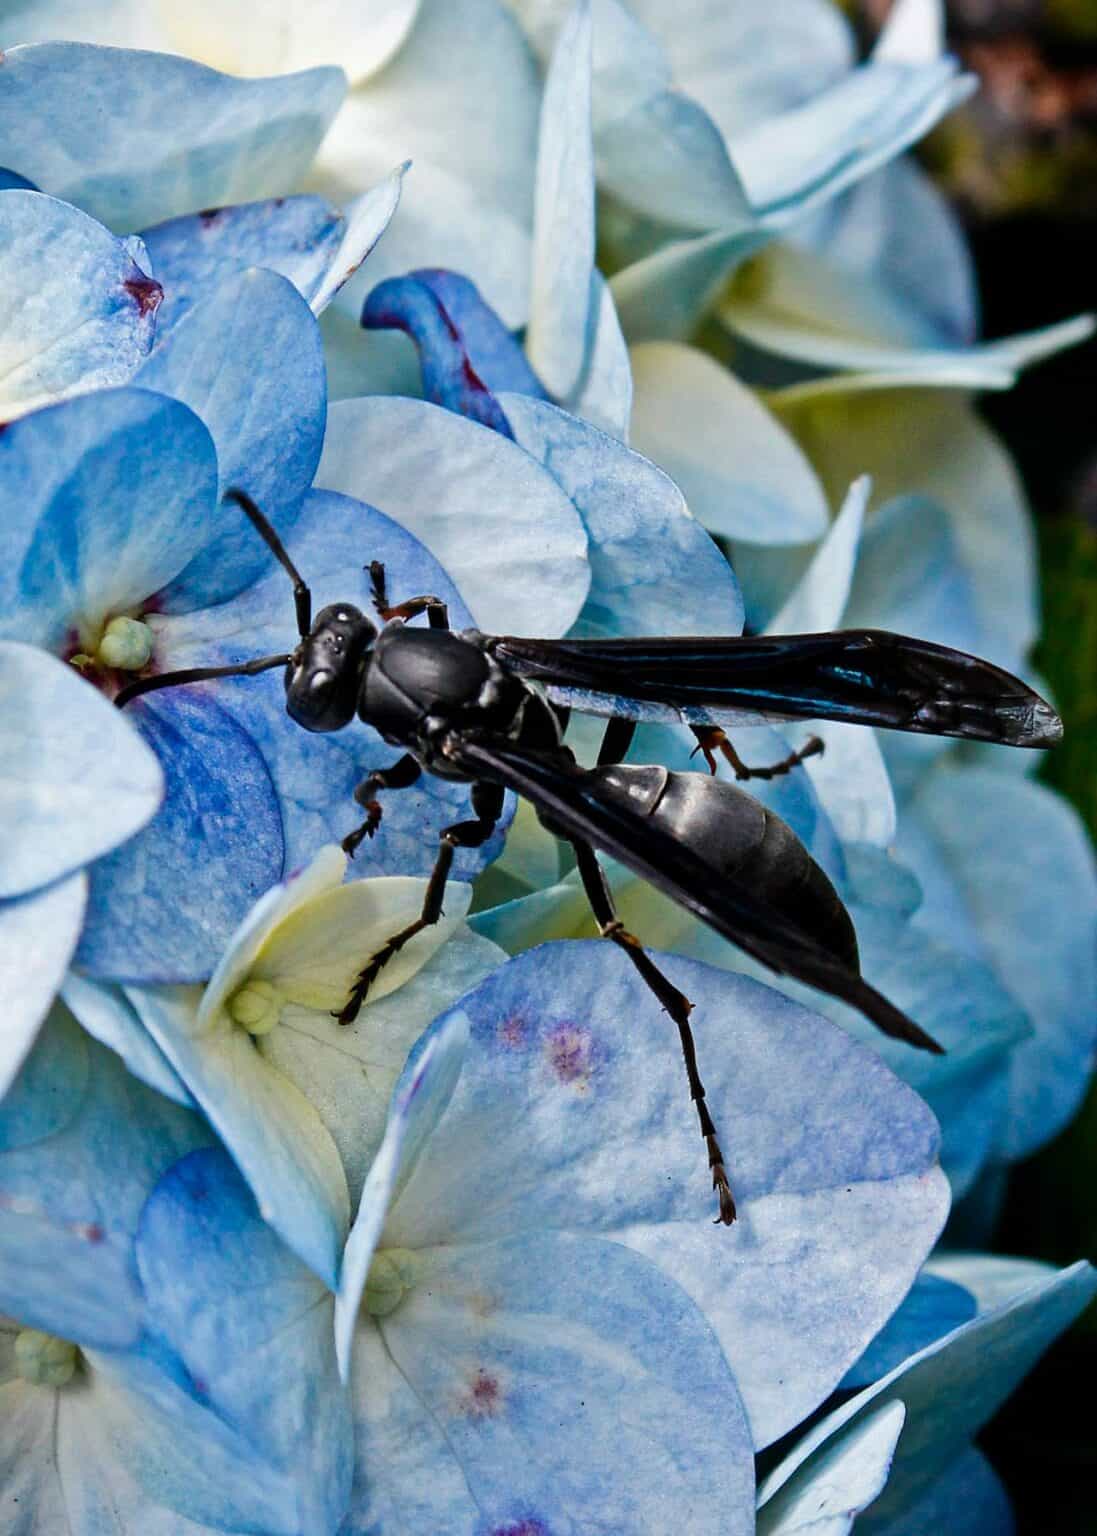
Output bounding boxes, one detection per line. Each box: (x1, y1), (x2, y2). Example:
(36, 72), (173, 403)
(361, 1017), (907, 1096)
(118, 489), (1062, 1225)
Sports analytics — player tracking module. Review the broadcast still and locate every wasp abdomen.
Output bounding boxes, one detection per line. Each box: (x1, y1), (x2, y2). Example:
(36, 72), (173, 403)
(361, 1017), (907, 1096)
(591, 763), (859, 970)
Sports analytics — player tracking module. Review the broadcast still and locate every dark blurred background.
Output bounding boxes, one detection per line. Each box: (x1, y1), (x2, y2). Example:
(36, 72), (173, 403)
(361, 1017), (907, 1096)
(852, 2), (1097, 1529)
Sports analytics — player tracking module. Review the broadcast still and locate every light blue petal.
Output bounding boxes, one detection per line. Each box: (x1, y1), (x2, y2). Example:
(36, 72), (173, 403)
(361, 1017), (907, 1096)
(317, 400), (590, 636)
(760, 1261), (1096, 1530)
(840, 1273), (976, 1389)
(0, 43), (346, 230)
(0, 1005), (211, 1349)
(0, 387), (219, 650)
(619, 0), (853, 143)
(790, 160), (978, 348)
(77, 689), (284, 983)
(874, 0), (946, 63)
(500, 392), (744, 637)
(627, 342), (828, 542)
(137, 269), (327, 610)
(152, 490), (512, 884)
(353, 1232), (755, 1536)
(588, 0), (752, 230)
(758, 1401), (906, 1536)
(0, 191), (160, 416)
(735, 58), (974, 223)
(868, 1449), (1014, 1536)
(611, 223), (769, 344)
(381, 942), (948, 1447)
(526, 0), (596, 402)
(571, 269), (633, 438)
(61, 973), (194, 1107)
(336, 1011), (470, 1376)
(0, 876), (86, 1100)
(361, 273), (528, 436)
(135, 1147), (353, 1534)
(768, 476), (868, 633)
(126, 985), (350, 1289)
(0, 641), (163, 899)
(902, 767), (1097, 1161)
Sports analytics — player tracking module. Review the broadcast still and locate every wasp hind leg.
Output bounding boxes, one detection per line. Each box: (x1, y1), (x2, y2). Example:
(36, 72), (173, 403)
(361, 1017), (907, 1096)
(570, 837), (736, 1226)
(691, 725), (823, 781)
(335, 780), (504, 1026)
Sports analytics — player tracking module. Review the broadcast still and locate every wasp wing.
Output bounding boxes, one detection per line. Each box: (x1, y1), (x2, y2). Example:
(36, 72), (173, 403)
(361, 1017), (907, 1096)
(453, 734), (942, 1053)
(491, 630), (1061, 747)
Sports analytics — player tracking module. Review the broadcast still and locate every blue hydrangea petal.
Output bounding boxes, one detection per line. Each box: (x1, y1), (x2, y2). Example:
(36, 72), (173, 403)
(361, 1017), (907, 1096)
(125, 985), (350, 1288)
(628, 342), (829, 542)
(361, 274), (523, 437)
(0, 877), (86, 1101)
(758, 1401), (906, 1536)
(135, 1147), (353, 1534)
(0, 44), (346, 231)
(0, 641), (163, 899)
(0, 388), (219, 650)
(355, 1232), (755, 1536)
(500, 392), (744, 637)
(761, 1261), (1096, 1530)
(840, 1273), (977, 1390)
(151, 489), (512, 883)
(141, 169), (406, 334)
(571, 270), (633, 438)
(902, 767), (1097, 1161)
(61, 974), (194, 1108)
(379, 942), (948, 1447)
(77, 690), (284, 982)
(317, 401), (589, 636)
(867, 1449), (1014, 1536)
(0, 191), (160, 418)
(0, 1006), (211, 1349)
(136, 270), (327, 611)
(0, 168), (38, 190)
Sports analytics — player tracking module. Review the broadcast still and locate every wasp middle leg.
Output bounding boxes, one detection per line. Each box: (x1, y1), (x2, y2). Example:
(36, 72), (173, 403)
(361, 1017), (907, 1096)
(335, 780), (504, 1025)
(570, 836), (736, 1225)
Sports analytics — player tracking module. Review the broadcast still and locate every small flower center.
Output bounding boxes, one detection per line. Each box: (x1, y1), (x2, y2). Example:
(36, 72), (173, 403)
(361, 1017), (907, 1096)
(14, 1328), (79, 1388)
(363, 1248), (419, 1317)
(227, 978), (284, 1037)
(95, 615), (154, 672)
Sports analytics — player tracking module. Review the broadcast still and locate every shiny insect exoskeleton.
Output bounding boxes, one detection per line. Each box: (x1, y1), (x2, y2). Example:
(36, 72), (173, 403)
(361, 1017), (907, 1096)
(119, 489), (1063, 1225)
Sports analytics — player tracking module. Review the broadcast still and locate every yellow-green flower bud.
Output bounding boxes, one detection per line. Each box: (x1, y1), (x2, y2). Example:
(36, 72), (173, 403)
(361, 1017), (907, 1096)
(14, 1329), (78, 1388)
(363, 1248), (418, 1317)
(97, 615), (154, 671)
(227, 978), (284, 1036)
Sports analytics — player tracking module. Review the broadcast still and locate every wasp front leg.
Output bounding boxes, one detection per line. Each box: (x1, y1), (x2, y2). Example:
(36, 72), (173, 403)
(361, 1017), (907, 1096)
(342, 754), (422, 856)
(336, 780), (504, 1025)
(368, 561), (450, 630)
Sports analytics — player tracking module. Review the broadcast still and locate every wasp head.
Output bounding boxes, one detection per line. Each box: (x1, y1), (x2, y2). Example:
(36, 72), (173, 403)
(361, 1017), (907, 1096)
(285, 603), (376, 732)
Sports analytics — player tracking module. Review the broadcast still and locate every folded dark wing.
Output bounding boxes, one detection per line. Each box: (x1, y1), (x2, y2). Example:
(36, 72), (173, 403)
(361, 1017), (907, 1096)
(491, 630), (1061, 747)
(453, 734), (942, 1053)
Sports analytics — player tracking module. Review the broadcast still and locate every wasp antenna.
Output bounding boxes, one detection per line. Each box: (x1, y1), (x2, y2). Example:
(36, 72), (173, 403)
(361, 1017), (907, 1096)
(223, 487), (312, 637)
(114, 653), (293, 709)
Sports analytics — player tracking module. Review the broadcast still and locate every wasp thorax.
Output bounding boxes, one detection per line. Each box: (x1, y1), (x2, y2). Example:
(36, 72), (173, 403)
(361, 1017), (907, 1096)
(14, 1328), (79, 1388)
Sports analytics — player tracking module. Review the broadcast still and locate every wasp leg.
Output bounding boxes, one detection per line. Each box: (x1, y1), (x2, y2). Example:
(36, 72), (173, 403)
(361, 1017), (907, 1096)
(368, 561), (449, 630)
(595, 716), (637, 767)
(570, 838), (736, 1226)
(336, 781), (504, 1025)
(342, 754), (423, 856)
(691, 725), (824, 782)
